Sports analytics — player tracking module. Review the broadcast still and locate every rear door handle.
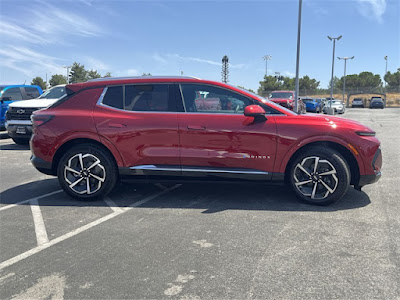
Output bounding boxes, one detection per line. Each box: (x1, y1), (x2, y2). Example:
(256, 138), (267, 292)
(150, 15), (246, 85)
(187, 125), (206, 130)
(108, 122), (127, 128)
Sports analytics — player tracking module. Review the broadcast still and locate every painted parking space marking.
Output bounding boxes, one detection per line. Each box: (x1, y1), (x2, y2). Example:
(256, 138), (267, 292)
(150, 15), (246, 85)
(30, 199), (50, 246)
(0, 190), (62, 212)
(0, 184), (181, 271)
(104, 197), (125, 213)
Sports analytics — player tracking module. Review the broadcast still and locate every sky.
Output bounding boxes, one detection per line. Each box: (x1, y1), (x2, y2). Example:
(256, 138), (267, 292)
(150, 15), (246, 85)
(0, 0), (399, 92)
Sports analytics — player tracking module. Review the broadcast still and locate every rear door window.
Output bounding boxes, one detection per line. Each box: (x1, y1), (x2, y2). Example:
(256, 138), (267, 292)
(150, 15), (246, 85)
(125, 84), (169, 112)
(23, 87), (41, 99)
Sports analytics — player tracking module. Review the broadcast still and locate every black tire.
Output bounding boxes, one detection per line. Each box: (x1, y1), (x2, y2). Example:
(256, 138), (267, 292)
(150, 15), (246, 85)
(12, 137), (30, 145)
(289, 146), (350, 205)
(57, 144), (118, 200)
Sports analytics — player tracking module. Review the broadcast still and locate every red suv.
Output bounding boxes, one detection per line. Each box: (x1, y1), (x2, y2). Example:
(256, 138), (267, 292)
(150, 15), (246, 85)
(269, 90), (306, 113)
(30, 77), (382, 205)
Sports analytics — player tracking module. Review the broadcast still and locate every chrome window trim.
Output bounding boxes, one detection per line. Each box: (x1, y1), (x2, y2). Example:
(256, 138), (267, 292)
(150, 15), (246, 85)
(96, 83), (287, 116)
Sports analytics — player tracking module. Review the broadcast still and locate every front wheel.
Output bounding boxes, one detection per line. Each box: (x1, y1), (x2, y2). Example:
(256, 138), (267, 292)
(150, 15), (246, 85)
(289, 147), (350, 205)
(57, 144), (118, 200)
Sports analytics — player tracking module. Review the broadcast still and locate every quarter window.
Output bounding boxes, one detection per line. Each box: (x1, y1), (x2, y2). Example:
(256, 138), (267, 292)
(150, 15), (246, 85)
(180, 84), (252, 114)
(102, 86), (123, 109)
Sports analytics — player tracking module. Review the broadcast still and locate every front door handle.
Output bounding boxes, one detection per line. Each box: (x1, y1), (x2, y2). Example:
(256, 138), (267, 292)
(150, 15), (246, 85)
(108, 122), (127, 128)
(187, 125), (206, 130)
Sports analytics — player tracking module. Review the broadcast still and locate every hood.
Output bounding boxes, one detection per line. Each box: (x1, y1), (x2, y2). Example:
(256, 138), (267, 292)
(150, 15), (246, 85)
(270, 98), (293, 103)
(298, 113), (373, 132)
(8, 98), (58, 108)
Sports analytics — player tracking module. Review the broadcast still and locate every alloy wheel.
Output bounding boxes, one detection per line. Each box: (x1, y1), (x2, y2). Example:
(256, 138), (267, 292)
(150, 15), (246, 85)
(63, 153), (106, 195)
(293, 156), (338, 200)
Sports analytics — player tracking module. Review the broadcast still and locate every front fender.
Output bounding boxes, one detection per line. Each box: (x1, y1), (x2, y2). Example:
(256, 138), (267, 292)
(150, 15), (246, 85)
(276, 135), (365, 174)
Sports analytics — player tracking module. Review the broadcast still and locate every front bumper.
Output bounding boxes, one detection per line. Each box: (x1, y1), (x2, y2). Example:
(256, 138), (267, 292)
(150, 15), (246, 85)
(6, 124), (33, 138)
(359, 171), (381, 186)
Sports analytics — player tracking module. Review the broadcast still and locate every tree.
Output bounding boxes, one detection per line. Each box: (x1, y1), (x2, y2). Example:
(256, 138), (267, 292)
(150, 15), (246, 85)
(103, 72), (112, 78)
(69, 62), (88, 83)
(87, 69), (101, 80)
(237, 86), (255, 93)
(49, 74), (67, 87)
(384, 68), (400, 92)
(328, 76), (340, 90)
(257, 75), (283, 96)
(31, 76), (46, 90)
(299, 75), (320, 94)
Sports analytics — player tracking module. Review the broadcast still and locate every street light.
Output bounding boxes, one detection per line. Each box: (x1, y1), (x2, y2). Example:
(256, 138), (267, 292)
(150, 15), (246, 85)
(327, 35), (342, 114)
(294, 0), (303, 113)
(262, 55), (272, 77)
(63, 65), (72, 84)
(338, 56), (354, 107)
(384, 55), (388, 88)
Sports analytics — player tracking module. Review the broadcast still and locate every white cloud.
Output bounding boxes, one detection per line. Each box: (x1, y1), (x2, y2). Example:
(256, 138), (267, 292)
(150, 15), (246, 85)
(0, 21), (48, 44)
(0, 46), (64, 77)
(356, 0), (386, 23)
(84, 57), (110, 71)
(284, 71), (295, 77)
(126, 69), (140, 76)
(154, 53), (246, 69)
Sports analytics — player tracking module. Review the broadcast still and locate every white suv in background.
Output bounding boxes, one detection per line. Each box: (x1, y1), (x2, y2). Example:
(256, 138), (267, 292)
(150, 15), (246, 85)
(5, 85), (66, 144)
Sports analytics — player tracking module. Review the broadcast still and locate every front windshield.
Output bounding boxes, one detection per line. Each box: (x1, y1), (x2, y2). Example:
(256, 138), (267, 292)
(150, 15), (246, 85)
(39, 86), (66, 99)
(270, 92), (293, 99)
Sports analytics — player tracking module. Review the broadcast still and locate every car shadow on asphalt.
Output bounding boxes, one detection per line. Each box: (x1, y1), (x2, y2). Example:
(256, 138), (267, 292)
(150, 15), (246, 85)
(0, 142), (30, 151)
(0, 180), (371, 213)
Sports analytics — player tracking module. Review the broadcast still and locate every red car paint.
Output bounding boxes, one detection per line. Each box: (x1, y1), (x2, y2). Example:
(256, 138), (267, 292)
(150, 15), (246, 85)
(269, 90), (306, 113)
(30, 77), (381, 189)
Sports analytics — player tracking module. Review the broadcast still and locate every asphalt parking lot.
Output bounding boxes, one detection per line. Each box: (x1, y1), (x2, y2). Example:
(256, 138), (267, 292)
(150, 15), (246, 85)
(0, 108), (399, 299)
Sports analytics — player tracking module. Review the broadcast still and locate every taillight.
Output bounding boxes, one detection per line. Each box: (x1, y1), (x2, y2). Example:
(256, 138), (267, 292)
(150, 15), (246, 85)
(31, 114), (53, 127)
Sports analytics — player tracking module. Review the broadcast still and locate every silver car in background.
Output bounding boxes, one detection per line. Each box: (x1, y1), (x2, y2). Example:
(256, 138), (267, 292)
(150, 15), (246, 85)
(323, 99), (345, 114)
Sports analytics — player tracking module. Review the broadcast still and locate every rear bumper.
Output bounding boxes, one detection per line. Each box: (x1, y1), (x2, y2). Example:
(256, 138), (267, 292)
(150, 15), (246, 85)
(31, 154), (54, 175)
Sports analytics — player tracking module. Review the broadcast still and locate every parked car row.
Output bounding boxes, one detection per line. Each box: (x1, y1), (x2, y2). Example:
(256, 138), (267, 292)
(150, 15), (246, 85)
(268, 91), (307, 114)
(5, 85), (67, 144)
(351, 97), (385, 109)
(0, 85), (43, 130)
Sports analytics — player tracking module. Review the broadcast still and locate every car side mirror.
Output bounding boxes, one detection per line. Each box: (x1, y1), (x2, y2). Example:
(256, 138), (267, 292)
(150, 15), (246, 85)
(244, 105), (267, 121)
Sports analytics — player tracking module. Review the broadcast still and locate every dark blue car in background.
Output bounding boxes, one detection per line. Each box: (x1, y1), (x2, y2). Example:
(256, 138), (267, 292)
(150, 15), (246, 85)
(302, 97), (322, 113)
(0, 85), (43, 130)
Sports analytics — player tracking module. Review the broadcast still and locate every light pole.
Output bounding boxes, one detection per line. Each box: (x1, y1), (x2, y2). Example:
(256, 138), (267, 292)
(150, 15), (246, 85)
(263, 55), (272, 77)
(327, 35), (342, 113)
(63, 65), (71, 84)
(338, 56), (354, 107)
(294, 0), (302, 113)
(384, 55), (388, 88)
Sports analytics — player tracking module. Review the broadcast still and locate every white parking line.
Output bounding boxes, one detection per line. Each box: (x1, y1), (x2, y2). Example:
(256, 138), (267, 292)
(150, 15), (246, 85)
(0, 190), (63, 212)
(0, 184), (181, 271)
(104, 197), (125, 213)
(30, 199), (50, 246)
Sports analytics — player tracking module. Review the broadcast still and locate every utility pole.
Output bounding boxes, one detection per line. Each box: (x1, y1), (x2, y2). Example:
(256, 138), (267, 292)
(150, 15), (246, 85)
(327, 35), (342, 114)
(338, 56), (354, 107)
(294, 0), (302, 113)
(63, 65), (71, 84)
(384, 55), (388, 88)
(262, 55), (272, 77)
(221, 55), (229, 83)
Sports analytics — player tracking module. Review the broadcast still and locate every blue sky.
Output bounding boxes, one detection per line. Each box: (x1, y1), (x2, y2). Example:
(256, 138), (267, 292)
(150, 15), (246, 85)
(0, 0), (399, 91)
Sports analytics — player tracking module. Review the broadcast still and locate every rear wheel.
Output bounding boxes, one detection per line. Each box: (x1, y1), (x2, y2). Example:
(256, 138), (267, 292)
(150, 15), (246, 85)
(12, 137), (30, 145)
(57, 144), (117, 200)
(289, 146), (350, 205)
